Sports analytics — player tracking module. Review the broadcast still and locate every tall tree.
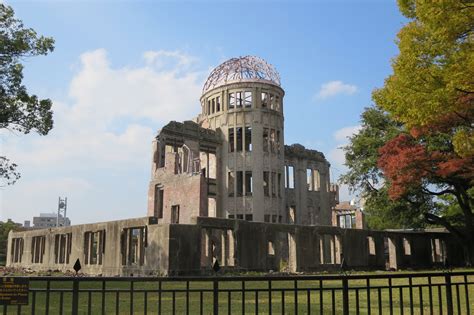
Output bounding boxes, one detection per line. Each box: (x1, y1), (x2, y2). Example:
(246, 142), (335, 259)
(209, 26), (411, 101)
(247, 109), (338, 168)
(372, 0), (473, 263)
(0, 4), (55, 185)
(373, 0), (474, 157)
(341, 106), (434, 230)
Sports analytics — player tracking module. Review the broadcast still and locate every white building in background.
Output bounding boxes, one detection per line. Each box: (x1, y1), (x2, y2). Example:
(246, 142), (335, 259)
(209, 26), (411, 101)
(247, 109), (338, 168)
(33, 213), (71, 228)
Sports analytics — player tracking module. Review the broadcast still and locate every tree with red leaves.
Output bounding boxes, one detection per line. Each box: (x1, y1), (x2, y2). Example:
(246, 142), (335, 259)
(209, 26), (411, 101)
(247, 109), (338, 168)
(344, 0), (474, 264)
(378, 129), (474, 263)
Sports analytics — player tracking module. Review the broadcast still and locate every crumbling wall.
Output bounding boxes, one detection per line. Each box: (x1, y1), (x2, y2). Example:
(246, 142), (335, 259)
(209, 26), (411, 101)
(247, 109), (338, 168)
(284, 144), (335, 226)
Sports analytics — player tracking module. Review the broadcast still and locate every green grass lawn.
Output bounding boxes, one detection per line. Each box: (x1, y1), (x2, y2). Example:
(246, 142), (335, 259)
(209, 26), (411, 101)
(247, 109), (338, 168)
(2, 270), (474, 314)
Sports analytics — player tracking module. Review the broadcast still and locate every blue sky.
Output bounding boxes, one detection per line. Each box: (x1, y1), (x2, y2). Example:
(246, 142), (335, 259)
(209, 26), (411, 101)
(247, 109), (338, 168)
(2, 0), (405, 224)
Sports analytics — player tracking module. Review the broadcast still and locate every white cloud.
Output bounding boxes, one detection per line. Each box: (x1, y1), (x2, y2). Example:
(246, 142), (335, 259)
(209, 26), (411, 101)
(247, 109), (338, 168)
(315, 80), (357, 100)
(328, 125), (361, 167)
(2, 49), (205, 223)
(333, 125), (362, 142)
(328, 146), (346, 166)
(326, 124), (364, 203)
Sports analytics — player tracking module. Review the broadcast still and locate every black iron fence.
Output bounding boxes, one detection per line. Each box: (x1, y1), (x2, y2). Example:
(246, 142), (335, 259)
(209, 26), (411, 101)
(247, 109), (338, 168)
(1, 271), (473, 314)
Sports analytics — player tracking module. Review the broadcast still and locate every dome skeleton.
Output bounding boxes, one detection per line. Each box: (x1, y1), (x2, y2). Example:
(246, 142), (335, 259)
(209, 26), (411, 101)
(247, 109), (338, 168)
(202, 56), (281, 94)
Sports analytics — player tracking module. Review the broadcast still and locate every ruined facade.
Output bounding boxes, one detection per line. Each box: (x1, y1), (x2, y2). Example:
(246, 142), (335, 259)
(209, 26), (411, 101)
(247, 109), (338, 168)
(6, 56), (468, 275)
(147, 56), (338, 226)
(7, 217), (463, 275)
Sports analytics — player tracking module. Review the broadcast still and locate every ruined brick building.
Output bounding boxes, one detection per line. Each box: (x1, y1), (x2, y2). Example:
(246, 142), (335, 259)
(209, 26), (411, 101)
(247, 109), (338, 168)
(147, 56), (338, 226)
(7, 57), (466, 275)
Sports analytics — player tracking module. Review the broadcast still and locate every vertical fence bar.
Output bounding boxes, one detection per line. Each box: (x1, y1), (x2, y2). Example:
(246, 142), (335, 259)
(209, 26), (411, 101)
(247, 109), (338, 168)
(158, 280), (162, 315)
(356, 289), (360, 315)
(281, 290), (285, 314)
(144, 291), (148, 315)
(88, 291), (92, 315)
(367, 278), (371, 315)
(428, 276), (433, 315)
(241, 281), (245, 315)
(409, 276), (414, 315)
(268, 280), (272, 315)
(319, 279), (323, 315)
(342, 277), (349, 315)
(45, 280), (50, 315)
(464, 274), (470, 315)
(438, 284), (443, 315)
(115, 291), (119, 315)
(228, 291), (231, 315)
(2, 304), (6, 315)
(389, 277), (393, 315)
(59, 291), (64, 315)
(331, 289), (335, 315)
(172, 291), (176, 315)
(455, 284), (460, 315)
(102, 280), (106, 315)
(399, 286), (404, 315)
(294, 279), (298, 315)
(214, 279), (219, 315)
(31, 291), (36, 315)
(72, 279), (79, 315)
(307, 289), (310, 314)
(186, 281), (190, 315)
(445, 273), (453, 315)
(378, 287), (382, 315)
(200, 291), (203, 315)
(130, 281), (134, 315)
(255, 290), (258, 314)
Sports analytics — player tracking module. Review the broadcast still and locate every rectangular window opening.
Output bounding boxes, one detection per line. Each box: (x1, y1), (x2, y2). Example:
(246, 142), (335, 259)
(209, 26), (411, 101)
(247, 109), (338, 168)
(278, 173), (282, 197)
(229, 93), (235, 109)
(368, 236), (376, 255)
(276, 130), (281, 154)
(244, 91), (252, 108)
(245, 171), (253, 196)
(236, 92), (243, 108)
(286, 166), (295, 189)
(228, 128), (235, 152)
(403, 237), (411, 255)
(244, 126), (252, 151)
(271, 172), (277, 197)
(307, 169), (313, 191)
(236, 171), (243, 197)
(263, 128), (269, 152)
(216, 96), (221, 112)
(228, 171), (235, 197)
(261, 92), (268, 108)
(121, 227), (147, 266)
(236, 127), (243, 152)
(263, 171), (270, 196)
(171, 205), (180, 224)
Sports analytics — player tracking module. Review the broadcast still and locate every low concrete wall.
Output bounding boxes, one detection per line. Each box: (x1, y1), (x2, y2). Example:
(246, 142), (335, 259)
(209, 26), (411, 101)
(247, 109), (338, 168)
(7, 216), (466, 276)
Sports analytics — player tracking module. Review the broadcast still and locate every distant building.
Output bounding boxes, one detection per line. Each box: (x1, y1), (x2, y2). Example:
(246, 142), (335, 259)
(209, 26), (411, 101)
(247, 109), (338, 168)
(332, 200), (366, 229)
(23, 221), (31, 228)
(33, 213), (71, 228)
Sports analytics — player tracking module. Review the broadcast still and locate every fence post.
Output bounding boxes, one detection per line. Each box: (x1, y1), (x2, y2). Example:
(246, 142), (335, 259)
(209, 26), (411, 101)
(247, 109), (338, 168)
(72, 278), (79, 315)
(342, 276), (349, 315)
(213, 279), (219, 315)
(445, 272), (453, 315)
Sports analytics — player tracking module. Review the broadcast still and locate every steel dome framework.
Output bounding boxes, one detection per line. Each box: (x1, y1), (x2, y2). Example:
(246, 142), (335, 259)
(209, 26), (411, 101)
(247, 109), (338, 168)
(202, 56), (281, 94)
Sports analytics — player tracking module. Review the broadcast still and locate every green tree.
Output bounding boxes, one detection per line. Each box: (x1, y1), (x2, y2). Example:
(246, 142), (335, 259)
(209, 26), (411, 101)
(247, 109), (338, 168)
(0, 219), (20, 265)
(341, 106), (434, 230)
(0, 4), (55, 185)
(373, 0), (474, 157)
(344, 0), (474, 264)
